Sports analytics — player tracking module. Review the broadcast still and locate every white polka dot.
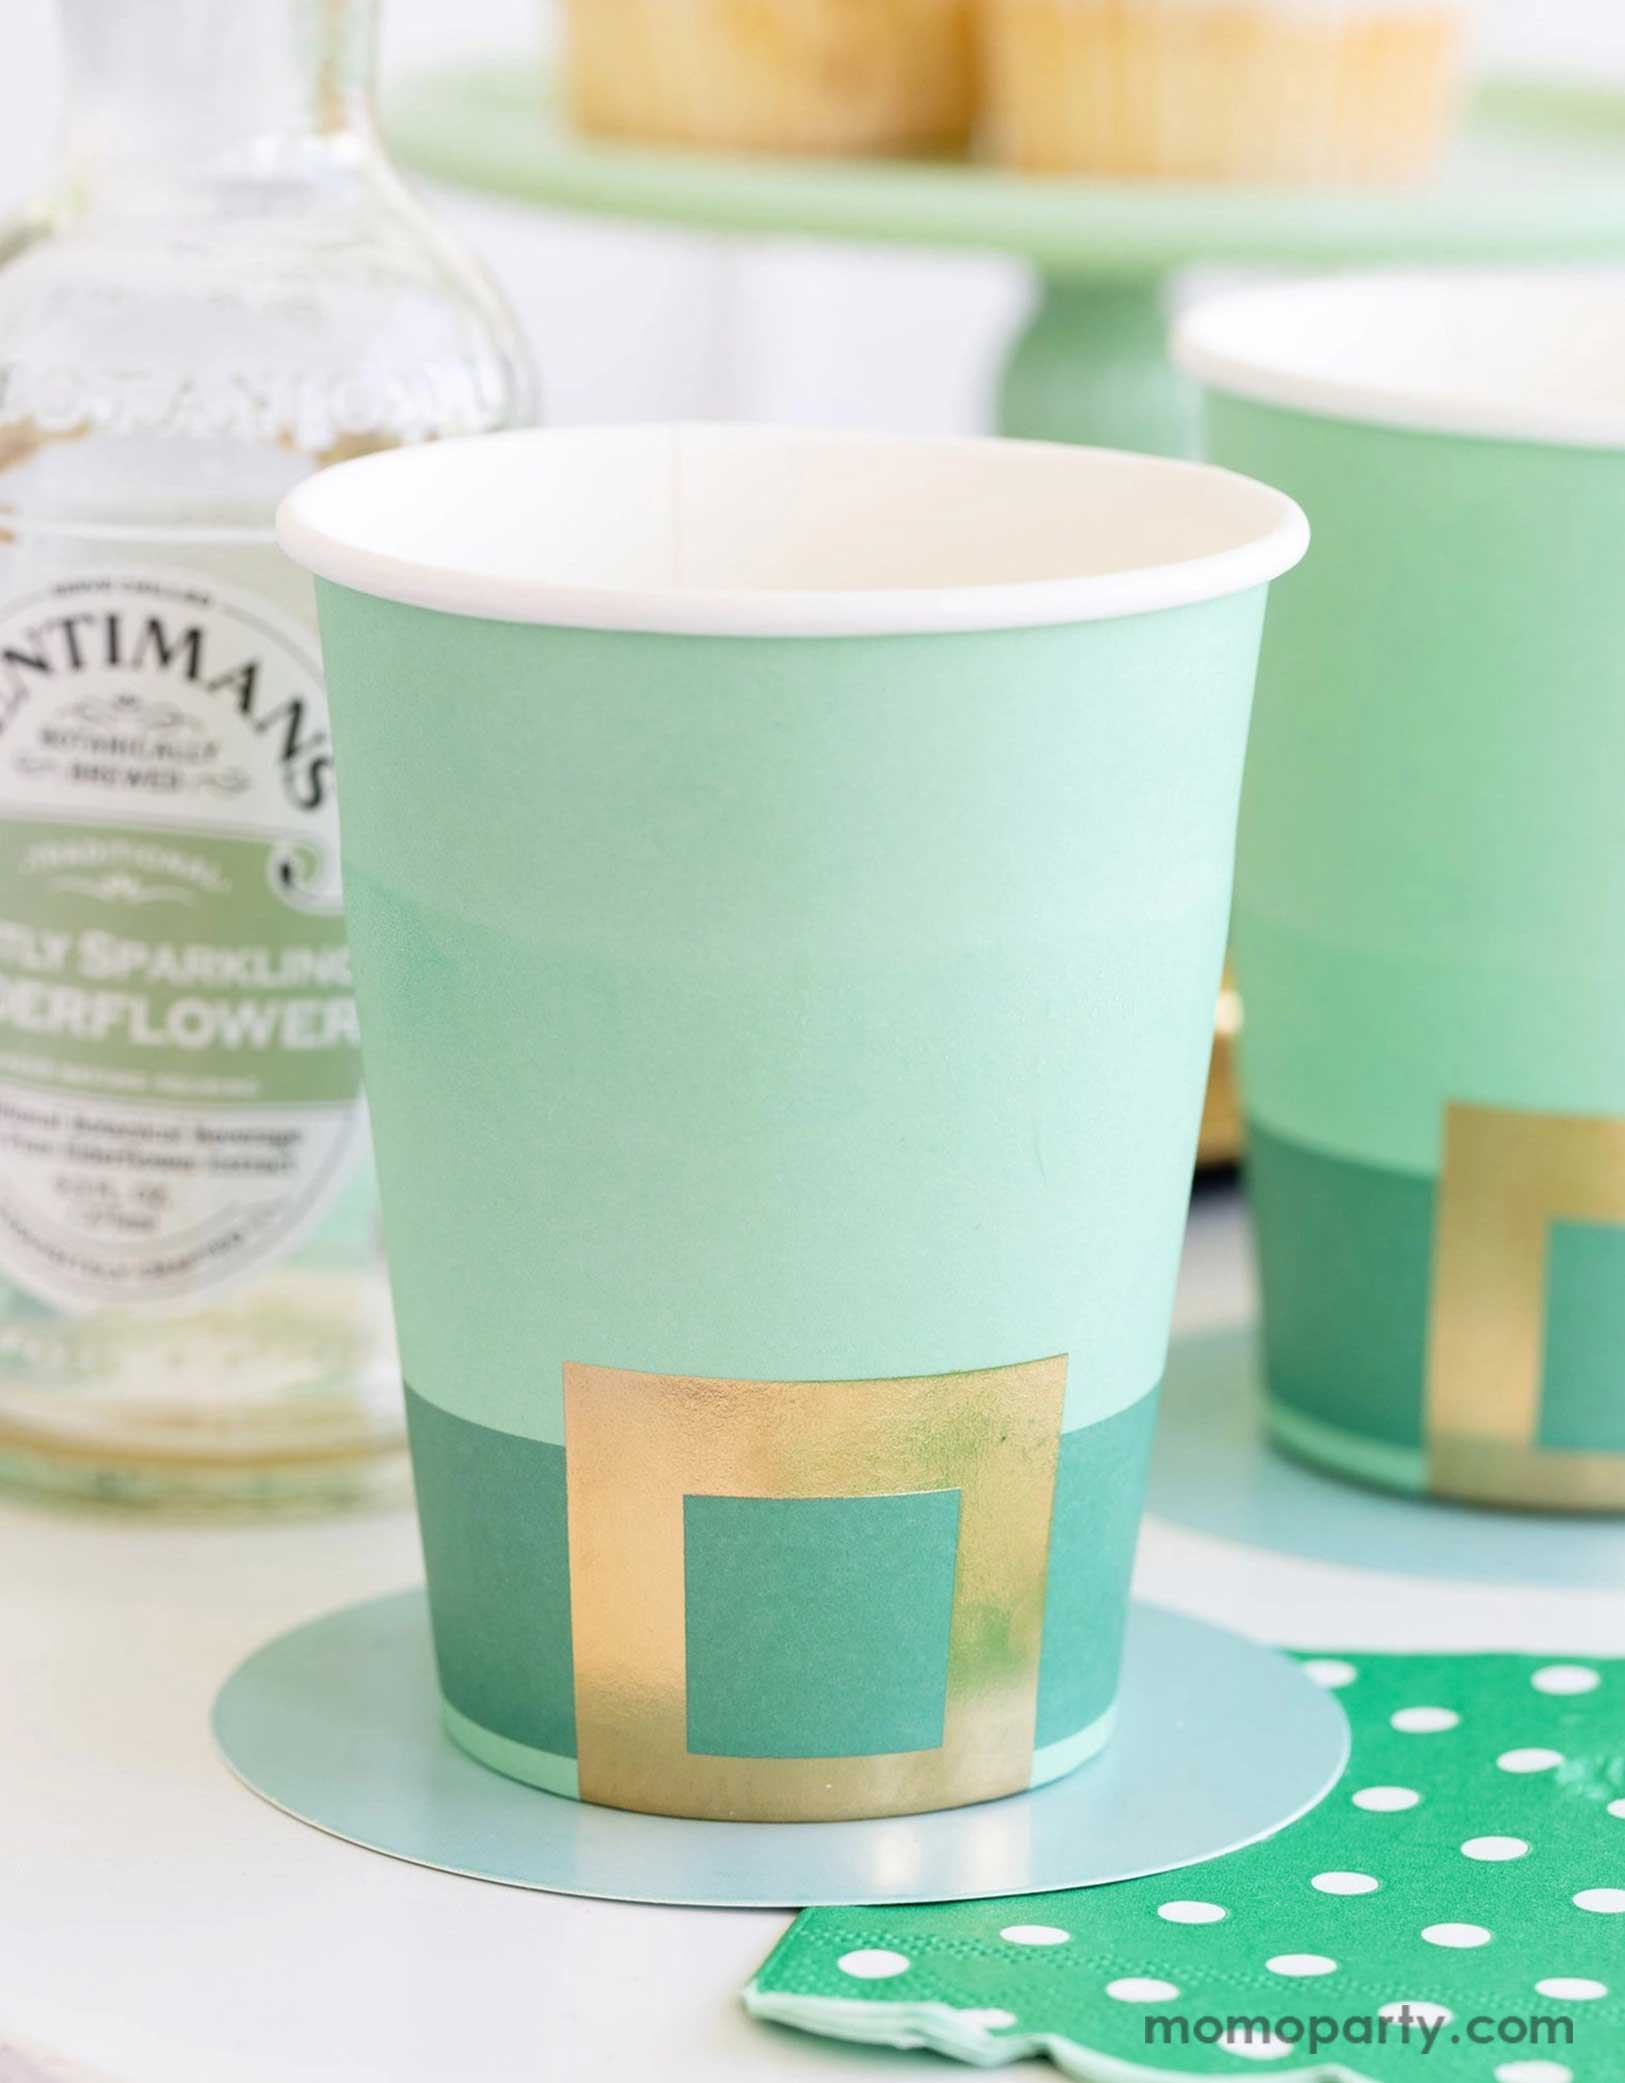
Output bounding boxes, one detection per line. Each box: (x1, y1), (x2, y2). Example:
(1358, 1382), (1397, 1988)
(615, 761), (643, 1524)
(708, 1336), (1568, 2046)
(1353, 1785), (1422, 1811)
(1157, 1900), (1227, 1924)
(1379, 2002), (1454, 2028)
(1535, 1978), (1607, 2001)
(1303, 1659), (1358, 1689)
(1313, 1871), (1381, 1895)
(959, 2009), (1017, 2031)
(1221, 2031), (1294, 2062)
(1266, 1954), (1339, 1977)
(1000, 1924), (1070, 1946)
(1495, 2064), (1573, 2083)
(1609, 1799), (1625, 1820)
(1106, 1978), (1179, 2003)
(1574, 1888), (1625, 1914)
(1462, 1836), (1530, 1862)
(1422, 1923), (1494, 1949)
(1391, 1706), (1461, 1734)
(1498, 1749), (1565, 1774)
(1532, 1665), (1601, 1697)
(837, 1949), (910, 1980)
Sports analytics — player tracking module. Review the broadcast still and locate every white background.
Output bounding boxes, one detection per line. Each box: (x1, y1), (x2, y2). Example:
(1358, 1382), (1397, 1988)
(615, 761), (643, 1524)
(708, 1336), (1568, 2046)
(1, 0), (1622, 436)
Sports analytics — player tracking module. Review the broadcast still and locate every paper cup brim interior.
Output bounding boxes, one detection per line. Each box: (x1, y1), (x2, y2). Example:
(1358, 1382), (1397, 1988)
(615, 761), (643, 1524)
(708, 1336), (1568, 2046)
(1176, 270), (1625, 450)
(277, 424), (1307, 637)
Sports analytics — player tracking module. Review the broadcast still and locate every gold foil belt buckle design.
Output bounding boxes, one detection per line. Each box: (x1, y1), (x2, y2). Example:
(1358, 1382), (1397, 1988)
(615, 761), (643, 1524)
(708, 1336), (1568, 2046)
(563, 1354), (1067, 1821)
(1428, 1102), (1625, 1510)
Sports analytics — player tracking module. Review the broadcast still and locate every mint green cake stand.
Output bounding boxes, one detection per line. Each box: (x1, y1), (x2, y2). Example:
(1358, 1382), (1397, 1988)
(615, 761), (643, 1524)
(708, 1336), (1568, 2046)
(389, 73), (1625, 456)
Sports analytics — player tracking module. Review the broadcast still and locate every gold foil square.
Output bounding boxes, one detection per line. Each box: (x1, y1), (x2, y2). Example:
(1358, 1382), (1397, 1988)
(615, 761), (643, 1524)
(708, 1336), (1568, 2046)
(562, 1354), (1067, 1821)
(1427, 1102), (1625, 1509)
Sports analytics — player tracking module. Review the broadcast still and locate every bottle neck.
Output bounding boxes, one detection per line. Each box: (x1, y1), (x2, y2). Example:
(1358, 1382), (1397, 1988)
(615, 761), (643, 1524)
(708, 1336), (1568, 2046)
(58, 0), (381, 206)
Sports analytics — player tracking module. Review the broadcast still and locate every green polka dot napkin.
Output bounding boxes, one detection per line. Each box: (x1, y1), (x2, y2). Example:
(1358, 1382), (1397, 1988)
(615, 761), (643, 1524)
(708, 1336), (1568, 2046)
(746, 1655), (1624, 2082)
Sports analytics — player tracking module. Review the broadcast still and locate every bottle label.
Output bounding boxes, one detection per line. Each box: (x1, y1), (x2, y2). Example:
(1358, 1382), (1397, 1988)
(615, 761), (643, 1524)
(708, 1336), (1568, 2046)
(0, 568), (364, 1313)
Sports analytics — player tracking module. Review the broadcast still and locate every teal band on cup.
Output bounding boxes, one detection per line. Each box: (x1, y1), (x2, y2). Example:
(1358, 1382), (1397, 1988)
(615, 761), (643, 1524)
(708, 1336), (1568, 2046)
(409, 1381), (1159, 1802)
(1246, 1122), (1433, 1463)
(437, 1704), (1122, 1808)
(281, 425), (1304, 1813)
(1180, 276), (1625, 1512)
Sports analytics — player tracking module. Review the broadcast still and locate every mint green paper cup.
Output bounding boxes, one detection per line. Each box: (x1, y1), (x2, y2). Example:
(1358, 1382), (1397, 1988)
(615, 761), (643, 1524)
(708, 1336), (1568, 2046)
(278, 425), (1305, 1819)
(1178, 272), (1625, 1516)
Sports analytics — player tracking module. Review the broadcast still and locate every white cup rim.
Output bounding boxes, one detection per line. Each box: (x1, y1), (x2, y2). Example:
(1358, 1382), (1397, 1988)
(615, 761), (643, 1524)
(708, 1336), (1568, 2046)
(1176, 269), (1625, 452)
(277, 423), (1307, 638)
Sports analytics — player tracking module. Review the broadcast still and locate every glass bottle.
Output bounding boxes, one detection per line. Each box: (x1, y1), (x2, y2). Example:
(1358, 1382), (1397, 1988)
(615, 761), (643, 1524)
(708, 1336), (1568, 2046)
(0, 0), (534, 1508)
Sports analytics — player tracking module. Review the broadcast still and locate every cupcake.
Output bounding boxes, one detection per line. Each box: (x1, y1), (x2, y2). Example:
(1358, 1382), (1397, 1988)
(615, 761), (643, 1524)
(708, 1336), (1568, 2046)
(979, 0), (1466, 184)
(564, 0), (978, 157)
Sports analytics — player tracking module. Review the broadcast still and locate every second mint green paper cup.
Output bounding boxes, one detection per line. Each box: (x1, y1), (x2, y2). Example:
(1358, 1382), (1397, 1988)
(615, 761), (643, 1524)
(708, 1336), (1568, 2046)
(1179, 272), (1625, 1516)
(278, 425), (1305, 1820)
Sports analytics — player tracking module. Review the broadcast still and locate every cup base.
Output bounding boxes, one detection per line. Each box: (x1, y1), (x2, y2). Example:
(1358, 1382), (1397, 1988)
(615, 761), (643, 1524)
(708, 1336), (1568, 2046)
(1147, 1329), (1625, 1583)
(438, 1695), (1117, 1819)
(1265, 1397), (1428, 1500)
(1267, 1397), (1625, 1516)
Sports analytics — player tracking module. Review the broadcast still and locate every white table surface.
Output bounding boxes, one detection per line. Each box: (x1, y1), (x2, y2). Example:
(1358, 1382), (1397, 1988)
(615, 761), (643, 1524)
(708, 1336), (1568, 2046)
(6, 1186), (1622, 2083)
